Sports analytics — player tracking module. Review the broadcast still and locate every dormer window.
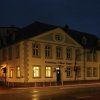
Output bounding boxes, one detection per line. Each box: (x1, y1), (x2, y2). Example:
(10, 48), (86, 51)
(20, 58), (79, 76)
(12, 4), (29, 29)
(82, 36), (87, 46)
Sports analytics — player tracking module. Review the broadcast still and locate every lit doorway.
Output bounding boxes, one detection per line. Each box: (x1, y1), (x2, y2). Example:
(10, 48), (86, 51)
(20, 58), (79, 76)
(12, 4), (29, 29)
(56, 67), (61, 83)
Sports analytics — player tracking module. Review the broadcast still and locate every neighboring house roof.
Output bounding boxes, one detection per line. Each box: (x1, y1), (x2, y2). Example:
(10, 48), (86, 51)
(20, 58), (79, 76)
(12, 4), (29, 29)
(0, 21), (57, 48)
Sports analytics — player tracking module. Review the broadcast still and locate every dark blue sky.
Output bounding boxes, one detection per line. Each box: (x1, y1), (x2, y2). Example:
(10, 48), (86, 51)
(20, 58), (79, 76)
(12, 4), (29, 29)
(0, 0), (100, 37)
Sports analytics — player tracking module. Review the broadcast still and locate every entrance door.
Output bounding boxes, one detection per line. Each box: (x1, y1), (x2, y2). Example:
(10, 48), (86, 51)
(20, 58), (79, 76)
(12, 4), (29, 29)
(56, 67), (61, 83)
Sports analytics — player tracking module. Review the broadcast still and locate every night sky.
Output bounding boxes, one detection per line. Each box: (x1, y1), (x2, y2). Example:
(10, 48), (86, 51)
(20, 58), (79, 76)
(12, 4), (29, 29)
(0, 0), (100, 37)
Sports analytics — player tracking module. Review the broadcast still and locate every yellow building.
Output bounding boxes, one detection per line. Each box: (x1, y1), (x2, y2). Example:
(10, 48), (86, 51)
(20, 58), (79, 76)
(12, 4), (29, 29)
(0, 22), (100, 87)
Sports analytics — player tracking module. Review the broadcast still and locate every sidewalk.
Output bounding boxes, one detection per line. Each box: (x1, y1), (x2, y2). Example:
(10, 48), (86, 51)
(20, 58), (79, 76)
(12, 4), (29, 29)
(1, 80), (100, 89)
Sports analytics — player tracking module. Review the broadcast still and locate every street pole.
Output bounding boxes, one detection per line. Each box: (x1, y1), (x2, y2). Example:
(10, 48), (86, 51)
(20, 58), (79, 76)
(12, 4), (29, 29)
(83, 47), (86, 80)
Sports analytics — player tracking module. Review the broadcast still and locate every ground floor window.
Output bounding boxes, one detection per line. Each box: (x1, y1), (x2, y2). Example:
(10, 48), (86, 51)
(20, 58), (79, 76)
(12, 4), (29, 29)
(33, 66), (40, 78)
(10, 69), (13, 78)
(66, 66), (72, 77)
(93, 67), (97, 77)
(87, 67), (97, 77)
(16, 66), (21, 78)
(45, 66), (52, 78)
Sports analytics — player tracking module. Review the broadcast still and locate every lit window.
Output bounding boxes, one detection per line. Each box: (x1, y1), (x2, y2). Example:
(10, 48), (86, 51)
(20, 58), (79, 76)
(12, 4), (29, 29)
(45, 45), (52, 58)
(16, 66), (21, 78)
(10, 70), (13, 78)
(56, 46), (62, 59)
(32, 43), (40, 57)
(66, 48), (72, 60)
(33, 66), (40, 77)
(46, 67), (52, 77)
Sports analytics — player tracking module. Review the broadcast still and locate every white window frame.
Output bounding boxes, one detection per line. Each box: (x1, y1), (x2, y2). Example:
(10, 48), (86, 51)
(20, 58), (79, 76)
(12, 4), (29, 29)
(45, 66), (52, 78)
(32, 43), (40, 57)
(33, 66), (40, 78)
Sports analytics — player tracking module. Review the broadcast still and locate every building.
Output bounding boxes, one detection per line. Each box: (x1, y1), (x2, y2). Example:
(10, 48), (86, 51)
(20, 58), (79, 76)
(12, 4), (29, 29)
(0, 21), (100, 87)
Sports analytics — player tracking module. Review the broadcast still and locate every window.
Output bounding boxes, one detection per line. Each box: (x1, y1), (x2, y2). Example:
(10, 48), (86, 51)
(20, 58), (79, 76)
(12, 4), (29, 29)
(87, 51), (92, 62)
(10, 69), (13, 78)
(66, 48), (72, 60)
(66, 67), (72, 77)
(75, 49), (81, 61)
(33, 66), (40, 78)
(2, 48), (7, 61)
(32, 43), (40, 57)
(16, 66), (21, 78)
(93, 67), (97, 77)
(93, 52), (97, 62)
(8, 47), (12, 60)
(55, 34), (62, 41)
(56, 46), (62, 59)
(15, 45), (20, 58)
(46, 66), (52, 78)
(45, 45), (52, 58)
(87, 67), (92, 77)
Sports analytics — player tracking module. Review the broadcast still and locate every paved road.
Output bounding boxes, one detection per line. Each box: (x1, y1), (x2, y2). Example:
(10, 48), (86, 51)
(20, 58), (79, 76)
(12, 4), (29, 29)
(0, 84), (100, 100)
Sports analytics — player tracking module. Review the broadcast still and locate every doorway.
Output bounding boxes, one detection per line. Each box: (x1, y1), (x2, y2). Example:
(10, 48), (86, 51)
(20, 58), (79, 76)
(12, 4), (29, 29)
(56, 67), (61, 83)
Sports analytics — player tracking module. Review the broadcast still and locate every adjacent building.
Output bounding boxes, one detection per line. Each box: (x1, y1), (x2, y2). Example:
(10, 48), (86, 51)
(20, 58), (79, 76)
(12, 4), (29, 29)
(0, 21), (100, 87)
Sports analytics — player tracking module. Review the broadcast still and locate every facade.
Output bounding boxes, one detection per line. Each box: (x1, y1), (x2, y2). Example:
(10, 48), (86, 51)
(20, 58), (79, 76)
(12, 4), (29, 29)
(0, 22), (100, 87)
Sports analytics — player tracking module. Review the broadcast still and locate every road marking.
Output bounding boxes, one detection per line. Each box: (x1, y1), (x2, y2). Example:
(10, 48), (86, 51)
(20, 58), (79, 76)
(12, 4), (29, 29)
(78, 96), (91, 99)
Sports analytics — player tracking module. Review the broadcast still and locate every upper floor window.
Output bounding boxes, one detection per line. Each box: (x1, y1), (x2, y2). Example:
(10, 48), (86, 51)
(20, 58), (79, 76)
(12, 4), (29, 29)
(56, 46), (62, 59)
(93, 52), (97, 62)
(87, 51), (92, 62)
(66, 48), (72, 60)
(8, 47), (12, 60)
(75, 49), (81, 61)
(45, 45), (52, 58)
(2, 48), (7, 61)
(32, 43), (40, 57)
(15, 45), (20, 58)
